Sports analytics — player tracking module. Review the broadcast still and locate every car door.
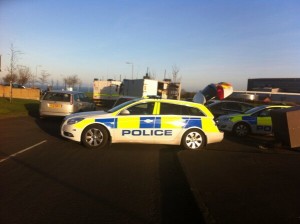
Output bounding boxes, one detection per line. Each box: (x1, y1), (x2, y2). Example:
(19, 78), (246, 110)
(154, 102), (195, 144)
(255, 108), (273, 134)
(114, 102), (156, 143)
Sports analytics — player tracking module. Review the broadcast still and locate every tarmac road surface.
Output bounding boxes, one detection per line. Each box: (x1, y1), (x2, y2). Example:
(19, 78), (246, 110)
(0, 116), (203, 224)
(1, 116), (300, 224)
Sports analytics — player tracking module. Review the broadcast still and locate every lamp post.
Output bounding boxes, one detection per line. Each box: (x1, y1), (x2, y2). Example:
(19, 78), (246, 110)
(126, 62), (134, 79)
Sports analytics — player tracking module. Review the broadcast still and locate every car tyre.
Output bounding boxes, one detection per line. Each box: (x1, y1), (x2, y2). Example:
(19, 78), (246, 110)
(181, 129), (206, 150)
(81, 124), (109, 149)
(233, 122), (250, 137)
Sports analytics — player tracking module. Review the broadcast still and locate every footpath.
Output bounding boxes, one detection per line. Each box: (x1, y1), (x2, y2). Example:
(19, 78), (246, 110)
(178, 140), (300, 224)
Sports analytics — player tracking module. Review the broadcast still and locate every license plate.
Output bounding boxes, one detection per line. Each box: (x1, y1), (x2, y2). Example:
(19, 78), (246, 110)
(48, 103), (62, 108)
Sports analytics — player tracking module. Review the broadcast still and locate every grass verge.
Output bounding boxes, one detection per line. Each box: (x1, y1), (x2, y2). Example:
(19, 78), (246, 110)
(0, 97), (40, 119)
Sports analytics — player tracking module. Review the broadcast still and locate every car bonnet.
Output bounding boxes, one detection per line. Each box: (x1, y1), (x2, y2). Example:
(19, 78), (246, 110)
(64, 110), (109, 120)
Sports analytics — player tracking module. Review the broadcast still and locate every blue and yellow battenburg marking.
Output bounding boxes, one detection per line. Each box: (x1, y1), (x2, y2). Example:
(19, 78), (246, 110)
(241, 116), (257, 125)
(94, 116), (203, 129)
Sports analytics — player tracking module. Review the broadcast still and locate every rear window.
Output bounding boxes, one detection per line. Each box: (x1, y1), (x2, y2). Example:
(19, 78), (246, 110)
(43, 92), (71, 102)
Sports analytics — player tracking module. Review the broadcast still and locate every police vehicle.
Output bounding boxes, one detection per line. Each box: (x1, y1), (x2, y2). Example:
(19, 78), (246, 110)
(216, 105), (291, 137)
(61, 98), (224, 150)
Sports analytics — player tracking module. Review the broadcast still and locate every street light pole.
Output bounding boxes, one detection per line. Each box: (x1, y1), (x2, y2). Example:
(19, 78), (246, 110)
(126, 62), (134, 79)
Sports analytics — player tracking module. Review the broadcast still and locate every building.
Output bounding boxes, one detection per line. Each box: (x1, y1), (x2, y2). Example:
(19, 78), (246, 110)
(247, 78), (300, 93)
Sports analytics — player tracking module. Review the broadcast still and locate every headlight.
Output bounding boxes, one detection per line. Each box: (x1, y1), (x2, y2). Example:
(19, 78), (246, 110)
(67, 117), (85, 125)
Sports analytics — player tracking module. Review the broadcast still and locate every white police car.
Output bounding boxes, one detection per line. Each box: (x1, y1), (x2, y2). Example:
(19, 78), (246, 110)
(61, 98), (223, 150)
(216, 105), (291, 137)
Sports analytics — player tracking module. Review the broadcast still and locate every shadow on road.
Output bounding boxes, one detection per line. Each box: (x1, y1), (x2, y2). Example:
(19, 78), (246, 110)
(34, 116), (64, 139)
(24, 103), (40, 118)
(159, 147), (205, 224)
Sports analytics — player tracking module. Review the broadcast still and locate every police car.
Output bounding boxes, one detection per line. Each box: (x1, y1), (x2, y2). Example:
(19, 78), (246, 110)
(216, 105), (291, 137)
(61, 98), (224, 150)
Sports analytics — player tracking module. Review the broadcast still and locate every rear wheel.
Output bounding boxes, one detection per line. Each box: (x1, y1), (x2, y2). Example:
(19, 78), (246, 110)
(181, 129), (206, 150)
(233, 122), (250, 137)
(81, 124), (109, 149)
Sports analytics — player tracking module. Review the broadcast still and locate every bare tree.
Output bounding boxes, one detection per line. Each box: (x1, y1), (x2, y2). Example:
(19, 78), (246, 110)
(2, 44), (23, 84)
(64, 75), (80, 90)
(17, 66), (32, 86)
(38, 70), (51, 89)
(172, 65), (181, 83)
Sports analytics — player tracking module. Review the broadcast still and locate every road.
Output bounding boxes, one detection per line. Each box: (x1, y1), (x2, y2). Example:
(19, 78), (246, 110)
(1, 116), (300, 224)
(0, 116), (203, 224)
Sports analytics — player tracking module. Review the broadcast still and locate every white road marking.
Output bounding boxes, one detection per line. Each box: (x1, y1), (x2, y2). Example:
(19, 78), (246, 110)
(0, 140), (47, 164)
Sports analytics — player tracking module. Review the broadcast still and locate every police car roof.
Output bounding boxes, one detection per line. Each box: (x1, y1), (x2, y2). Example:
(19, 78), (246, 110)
(140, 97), (204, 106)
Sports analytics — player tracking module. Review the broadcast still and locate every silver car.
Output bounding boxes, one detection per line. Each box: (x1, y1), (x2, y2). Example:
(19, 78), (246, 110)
(39, 90), (96, 118)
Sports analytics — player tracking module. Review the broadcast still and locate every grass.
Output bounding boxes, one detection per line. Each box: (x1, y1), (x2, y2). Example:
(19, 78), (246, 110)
(0, 97), (40, 119)
(0, 92), (93, 119)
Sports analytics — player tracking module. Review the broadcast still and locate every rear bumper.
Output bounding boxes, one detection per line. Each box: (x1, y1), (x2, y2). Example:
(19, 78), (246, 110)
(39, 110), (72, 117)
(206, 132), (224, 144)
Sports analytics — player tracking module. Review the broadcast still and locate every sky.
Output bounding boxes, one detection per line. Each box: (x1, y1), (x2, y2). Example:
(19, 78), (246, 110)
(1, 0), (300, 91)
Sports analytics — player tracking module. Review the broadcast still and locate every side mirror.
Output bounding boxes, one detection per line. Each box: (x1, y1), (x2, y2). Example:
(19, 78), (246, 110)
(120, 109), (130, 115)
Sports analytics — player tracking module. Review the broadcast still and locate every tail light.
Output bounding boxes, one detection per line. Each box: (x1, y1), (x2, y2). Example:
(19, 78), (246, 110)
(70, 95), (73, 105)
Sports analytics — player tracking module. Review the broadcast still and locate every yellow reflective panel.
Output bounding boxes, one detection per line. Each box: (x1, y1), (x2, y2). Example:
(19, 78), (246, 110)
(202, 117), (219, 132)
(117, 116), (140, 128)
(74, 118), (95, 128)
(257, 117), (271, 126)
(161, 116), (184, 129)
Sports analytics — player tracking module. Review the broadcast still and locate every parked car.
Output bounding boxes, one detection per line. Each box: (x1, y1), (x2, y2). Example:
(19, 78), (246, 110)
(61, 98), (224, 150)
(206, 100), (255, 118)
(39, 90), (96, 118)
(216, 105), (291, 137)
(3, 83), (26, 88)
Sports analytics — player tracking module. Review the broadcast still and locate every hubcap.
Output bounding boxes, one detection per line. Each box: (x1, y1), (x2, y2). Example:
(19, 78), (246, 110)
(236, 125), (248, 136)
(86, 128), (103, 146)
(186, 131), (202, 149)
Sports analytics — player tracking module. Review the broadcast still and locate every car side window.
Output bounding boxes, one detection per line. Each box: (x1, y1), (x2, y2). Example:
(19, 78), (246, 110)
(74, 94), (79, 102)
(211, 103), (222, 110)
(227, 102), (241, 111)
(160, 103), (205, 116)
(258, 109), (271, 117)
(126, 102), (155, 115)
(79, 93), (87, 102)
(160, 103), (179, 115)
(241, 104), (253, 112)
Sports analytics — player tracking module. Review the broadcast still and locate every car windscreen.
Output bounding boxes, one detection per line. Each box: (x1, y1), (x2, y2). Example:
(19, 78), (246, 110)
(244, 105), (265, 114)
(43, 92), (71, 102)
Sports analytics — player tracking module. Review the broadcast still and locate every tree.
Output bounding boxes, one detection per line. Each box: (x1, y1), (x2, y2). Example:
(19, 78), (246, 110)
(2, 73), (17, 84)
(2, 44), (22, 84)
(172, 65), (181, 83)
(63, 75), (81, 90)
(17, 66), (32, 85)
(38, 70), (50, 89)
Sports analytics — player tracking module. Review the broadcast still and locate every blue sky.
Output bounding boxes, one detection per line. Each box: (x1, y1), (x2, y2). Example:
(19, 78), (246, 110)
(1, 0), (300, 91)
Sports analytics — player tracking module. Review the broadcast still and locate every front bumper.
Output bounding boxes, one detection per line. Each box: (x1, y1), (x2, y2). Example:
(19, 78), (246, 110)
(60, 121), (82, 143)
(217, 121), (234, 132)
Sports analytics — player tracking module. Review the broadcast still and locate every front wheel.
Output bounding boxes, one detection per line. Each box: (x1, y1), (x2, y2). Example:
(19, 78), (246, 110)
(181, 129), (206, 150)
(233, 122), (250, 137)
(81, 124), (109, 149)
